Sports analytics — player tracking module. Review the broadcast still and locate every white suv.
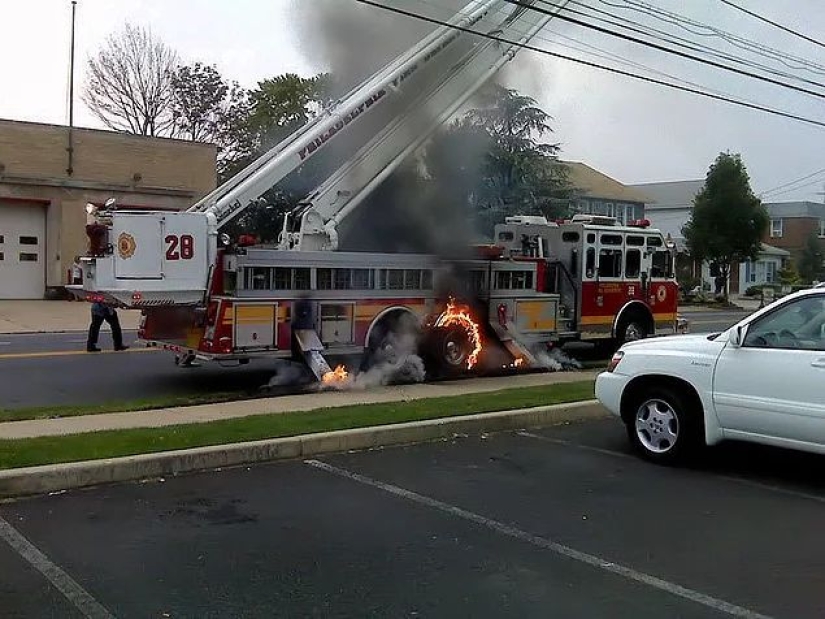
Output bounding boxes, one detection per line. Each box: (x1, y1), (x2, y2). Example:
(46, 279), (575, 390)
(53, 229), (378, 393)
(596, 288), (825, 464)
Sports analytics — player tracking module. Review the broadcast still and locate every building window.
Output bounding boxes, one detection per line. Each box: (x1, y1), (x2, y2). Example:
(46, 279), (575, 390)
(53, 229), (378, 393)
(770, 218), (783, 238)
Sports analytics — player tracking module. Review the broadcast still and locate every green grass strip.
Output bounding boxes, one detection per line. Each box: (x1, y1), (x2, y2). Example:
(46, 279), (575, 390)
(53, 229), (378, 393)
(0, 380), (595, 470)
(0, 393), (245, 423)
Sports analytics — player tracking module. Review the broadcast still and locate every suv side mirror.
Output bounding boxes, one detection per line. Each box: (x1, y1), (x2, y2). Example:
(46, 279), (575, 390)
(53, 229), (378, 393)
(730, 324), (747, 347)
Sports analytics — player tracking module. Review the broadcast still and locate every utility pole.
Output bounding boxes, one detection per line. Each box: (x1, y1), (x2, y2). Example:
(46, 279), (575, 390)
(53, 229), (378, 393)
(66, 0), (77, 176)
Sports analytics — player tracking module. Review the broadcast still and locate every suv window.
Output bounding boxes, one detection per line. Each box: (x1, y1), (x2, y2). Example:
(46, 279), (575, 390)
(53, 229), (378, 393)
(744, 296), (825, 350)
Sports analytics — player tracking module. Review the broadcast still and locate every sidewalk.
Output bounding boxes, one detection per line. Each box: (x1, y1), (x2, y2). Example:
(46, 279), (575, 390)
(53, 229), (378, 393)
(0, 301), (142, 334)
(0, 370), (599, 440)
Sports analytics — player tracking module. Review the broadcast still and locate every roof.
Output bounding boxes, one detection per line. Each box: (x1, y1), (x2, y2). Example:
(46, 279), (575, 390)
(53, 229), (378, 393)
(561, 161), (651, 204)
(629, 180), (705, 209)
(764, 201), (825, 219)
(760, 242), (790, 257)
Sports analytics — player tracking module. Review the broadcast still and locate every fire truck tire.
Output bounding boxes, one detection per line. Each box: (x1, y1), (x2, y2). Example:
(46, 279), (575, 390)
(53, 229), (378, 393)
(423, 326), (471, 378)
(616, 316), (649, 347)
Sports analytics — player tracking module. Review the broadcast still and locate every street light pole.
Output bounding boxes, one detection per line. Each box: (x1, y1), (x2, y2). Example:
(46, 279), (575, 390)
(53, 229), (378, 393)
(67, 0), (77, 176)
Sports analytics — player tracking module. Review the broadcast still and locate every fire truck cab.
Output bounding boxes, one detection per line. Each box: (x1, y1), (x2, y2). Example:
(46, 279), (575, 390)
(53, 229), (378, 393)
(494, 214), (681, 345)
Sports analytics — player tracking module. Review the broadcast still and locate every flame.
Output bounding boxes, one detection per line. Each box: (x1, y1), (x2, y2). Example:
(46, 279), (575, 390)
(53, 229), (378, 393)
(322, 364), (349, 385)
(514, 358), (525, 368)
(435, 298), (483, 369)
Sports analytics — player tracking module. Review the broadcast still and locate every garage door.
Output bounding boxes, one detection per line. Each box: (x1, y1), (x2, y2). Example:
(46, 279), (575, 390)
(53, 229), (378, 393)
(0, 202), (46, 299)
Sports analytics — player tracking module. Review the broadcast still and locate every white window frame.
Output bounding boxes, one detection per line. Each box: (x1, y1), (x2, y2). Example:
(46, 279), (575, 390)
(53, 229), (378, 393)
(770, 218), (783, 238)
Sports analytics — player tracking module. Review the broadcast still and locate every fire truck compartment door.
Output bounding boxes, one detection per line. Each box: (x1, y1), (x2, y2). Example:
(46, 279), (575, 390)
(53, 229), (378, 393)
(320, 303), (355, 345)
(234, 303), (277, 349)
(113, 214), (163, 279)
(514, 299), (558, 333)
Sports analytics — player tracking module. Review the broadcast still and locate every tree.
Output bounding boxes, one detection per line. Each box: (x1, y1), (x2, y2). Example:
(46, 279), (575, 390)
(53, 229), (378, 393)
(425, 84), (570, 237)
(84, 24), (178, 136)
(682, 152), (769, 299)
(220, 73), (332, 242)
(170, 62), (250, 180)
(798, 232), (824, 283)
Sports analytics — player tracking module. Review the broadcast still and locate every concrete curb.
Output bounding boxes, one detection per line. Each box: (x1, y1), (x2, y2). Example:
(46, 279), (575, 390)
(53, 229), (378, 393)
(0, 400), (607, 498)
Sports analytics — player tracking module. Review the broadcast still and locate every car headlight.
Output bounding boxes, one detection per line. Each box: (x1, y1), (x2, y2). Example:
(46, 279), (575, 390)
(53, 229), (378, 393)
(607, 350), (624, 372)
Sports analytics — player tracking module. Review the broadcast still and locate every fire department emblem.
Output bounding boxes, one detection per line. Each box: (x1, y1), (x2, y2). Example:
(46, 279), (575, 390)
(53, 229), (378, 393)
(657, 285), (667, 302)
(118, 232), (137, 260)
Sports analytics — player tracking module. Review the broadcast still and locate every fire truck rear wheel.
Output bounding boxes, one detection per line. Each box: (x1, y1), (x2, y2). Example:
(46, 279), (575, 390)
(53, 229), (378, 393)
(617, 319), (647, 346)
(425, 326), (471, 377)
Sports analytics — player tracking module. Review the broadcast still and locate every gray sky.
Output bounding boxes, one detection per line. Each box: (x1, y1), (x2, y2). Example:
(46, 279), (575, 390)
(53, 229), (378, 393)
(2, 0), (825, 202)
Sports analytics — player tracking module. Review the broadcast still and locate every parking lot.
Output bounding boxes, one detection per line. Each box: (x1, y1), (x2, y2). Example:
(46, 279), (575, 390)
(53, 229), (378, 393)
(3, 417), (825, 618)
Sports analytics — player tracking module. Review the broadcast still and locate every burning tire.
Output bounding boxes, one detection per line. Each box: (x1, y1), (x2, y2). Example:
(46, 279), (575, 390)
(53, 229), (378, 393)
(424, 325), (472, 377)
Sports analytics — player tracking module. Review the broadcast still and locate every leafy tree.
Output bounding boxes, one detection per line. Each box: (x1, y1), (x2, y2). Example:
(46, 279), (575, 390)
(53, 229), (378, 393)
(84, 24), (178, 136)
(425, 84), (570, 237)
(170, 63), (251, 181)
(682, 152), (768, 299)
(798, 233), (824, 283)
(220, 73), (332, 242)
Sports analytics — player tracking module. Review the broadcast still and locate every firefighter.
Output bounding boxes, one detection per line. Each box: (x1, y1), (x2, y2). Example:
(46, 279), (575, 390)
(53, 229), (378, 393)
(86, 302), (129, 352)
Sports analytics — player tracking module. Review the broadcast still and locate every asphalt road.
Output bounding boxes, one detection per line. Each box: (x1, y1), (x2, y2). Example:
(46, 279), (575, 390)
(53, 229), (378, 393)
(0, 308), (749, 410)
(680, 308), (750, 335)
(3, 418), (825, 618)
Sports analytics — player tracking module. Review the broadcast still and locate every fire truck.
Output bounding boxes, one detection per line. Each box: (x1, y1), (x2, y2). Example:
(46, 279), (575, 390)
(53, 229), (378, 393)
(78, 0), (684, 383)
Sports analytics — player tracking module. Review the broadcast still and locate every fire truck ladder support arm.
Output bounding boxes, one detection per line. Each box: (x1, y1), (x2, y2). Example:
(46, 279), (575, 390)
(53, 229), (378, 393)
(278, 0), (565, 251)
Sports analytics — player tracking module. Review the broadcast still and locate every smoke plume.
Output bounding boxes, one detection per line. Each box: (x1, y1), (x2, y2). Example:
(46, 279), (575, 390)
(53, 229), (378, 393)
(533, 347), (582, 372)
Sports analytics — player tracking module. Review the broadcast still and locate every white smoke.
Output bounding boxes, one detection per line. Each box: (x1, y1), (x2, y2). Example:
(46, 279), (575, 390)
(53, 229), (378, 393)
(319, 318), (427, 391)
(533, 347), (582, 372)
(265, 360), (312, 388)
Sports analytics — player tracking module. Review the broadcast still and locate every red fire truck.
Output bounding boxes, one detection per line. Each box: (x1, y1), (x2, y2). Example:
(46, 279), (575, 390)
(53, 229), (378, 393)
(77, 0), (685, 383)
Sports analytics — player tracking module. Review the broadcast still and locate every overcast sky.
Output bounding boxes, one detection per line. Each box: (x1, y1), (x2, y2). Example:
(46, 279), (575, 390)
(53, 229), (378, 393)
(2, 0), (825, 202)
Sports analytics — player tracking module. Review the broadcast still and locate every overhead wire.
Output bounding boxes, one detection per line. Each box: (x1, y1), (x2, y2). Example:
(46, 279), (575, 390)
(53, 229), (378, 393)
(595, 0), (825, 75)
(416, 0), (791, 111)
(760, 168), (825, 197)
(717, 0), (825, 50)
(539, 0), (825, 92)
(356, 0), (825, 129)
(506, 0), (825, 100)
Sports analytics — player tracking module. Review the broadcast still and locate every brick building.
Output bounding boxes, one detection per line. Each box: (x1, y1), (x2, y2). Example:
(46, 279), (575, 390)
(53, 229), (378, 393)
(0, 119), (216, 299)
(763, 201), (825, 267)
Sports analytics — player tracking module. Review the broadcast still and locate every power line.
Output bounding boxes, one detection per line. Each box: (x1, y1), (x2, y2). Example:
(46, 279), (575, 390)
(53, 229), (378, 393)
(549, 0), (825, 92)
(512, 0), (825, 100)
(598, 0), (825, 75)
(760, 168), (825, 196)
(419, 0), (798, 112)
(717, 0), (825, 50)
(356, 0), (825, 129)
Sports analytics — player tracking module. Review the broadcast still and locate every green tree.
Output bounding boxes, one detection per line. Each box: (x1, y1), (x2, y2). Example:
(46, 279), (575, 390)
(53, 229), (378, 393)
(221, 72), (332, 242)
(682, 152), (768, 299)
(425, 84), (570, 237)
(170, 62), (250, 180)
(798, 232), (824, 283)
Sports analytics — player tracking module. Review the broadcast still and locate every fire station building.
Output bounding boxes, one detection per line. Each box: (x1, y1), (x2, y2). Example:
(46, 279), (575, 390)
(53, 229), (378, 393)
(0, 119), (216, 299)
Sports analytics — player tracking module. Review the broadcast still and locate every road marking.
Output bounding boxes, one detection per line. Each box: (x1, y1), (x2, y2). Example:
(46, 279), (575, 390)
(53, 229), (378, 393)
(305, 459), (773, 619)
(517, 431), (825, 505)
(0, 514), (113, 618)
(0, 348), (158, 360)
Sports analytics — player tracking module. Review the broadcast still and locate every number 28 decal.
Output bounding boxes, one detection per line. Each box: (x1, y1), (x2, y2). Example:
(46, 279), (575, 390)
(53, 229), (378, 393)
(165, 234), (194, 260)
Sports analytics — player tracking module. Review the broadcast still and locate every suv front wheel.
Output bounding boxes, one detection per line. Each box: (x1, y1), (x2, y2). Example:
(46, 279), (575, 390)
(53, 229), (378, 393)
(626, 386), (701, 465)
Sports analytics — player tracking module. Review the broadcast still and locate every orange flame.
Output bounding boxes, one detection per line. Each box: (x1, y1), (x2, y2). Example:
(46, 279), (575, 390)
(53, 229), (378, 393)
(322, 364), (349, 385)
(514, 358), (525, 368)
(435, 298), (483, 369)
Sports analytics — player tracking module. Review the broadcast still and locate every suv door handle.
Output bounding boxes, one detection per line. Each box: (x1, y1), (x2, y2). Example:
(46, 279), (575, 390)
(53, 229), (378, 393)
(812, 358), (825, 368)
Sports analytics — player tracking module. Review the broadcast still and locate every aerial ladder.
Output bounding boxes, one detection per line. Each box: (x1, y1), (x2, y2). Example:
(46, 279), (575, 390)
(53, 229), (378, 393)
(81, 0), (565, 310)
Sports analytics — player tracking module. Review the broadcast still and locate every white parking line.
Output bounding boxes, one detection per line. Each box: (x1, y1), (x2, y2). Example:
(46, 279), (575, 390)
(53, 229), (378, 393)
(0, 515), (113, 619)
(305, 459), (772, 619)
(516, 431), (825, 505)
